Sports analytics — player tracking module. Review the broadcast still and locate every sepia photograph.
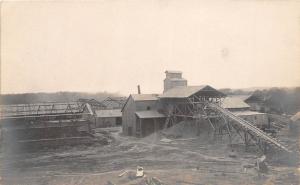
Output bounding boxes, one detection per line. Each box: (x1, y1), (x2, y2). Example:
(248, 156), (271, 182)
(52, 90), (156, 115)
(0, 0), (300, 184)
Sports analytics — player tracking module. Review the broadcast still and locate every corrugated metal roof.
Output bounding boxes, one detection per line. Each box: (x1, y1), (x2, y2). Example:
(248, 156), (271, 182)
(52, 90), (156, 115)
(221, 97), (250, 109)
(159, 86), (206, 98)
(159, 85), (225, 98)
(135, 110), (166, 119)
(131, 94), (159, 101)
(291, 112), (300, 122)
(95, 109), (122, 118)
(229, 95), (251, 101)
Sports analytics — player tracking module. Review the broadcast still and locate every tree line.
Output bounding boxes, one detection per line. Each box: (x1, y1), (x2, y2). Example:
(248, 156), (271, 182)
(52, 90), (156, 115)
(0, 92), (121, 105)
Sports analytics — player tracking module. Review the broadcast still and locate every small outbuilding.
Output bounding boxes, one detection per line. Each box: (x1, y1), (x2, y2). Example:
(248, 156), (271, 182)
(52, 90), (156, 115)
(221, 96), (269, 127)
(94, 109), (122, 128)
(244, 91), (271, 113)
(221, 97), (251, 111)
(135, 110), (166, 137)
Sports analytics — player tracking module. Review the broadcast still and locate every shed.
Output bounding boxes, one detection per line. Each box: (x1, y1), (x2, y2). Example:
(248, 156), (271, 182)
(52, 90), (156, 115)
(221, 97), (251, 111)
(244, 91), (271, 112)
(95, 109), (122, 127)
(135, 110), (166, 137)
(221, 97), (268, 127)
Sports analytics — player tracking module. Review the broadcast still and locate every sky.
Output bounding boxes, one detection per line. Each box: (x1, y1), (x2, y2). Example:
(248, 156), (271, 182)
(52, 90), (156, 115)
(1, 0), (300, 96)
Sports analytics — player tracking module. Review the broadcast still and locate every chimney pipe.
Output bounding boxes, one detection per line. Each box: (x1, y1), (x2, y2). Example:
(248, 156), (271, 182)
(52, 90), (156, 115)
(137, 85), (141, 94)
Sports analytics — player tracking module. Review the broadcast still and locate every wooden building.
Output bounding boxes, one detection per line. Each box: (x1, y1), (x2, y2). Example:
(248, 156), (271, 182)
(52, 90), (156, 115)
(221, 96), (251, 111)
(221, 96), (269, 127)
(94, 109), (122, 128)
(122, 85), (226, 137)
(244, 91), (271, 113)
(158, 85), (226, 128)
(121, 94), (162, 136)
(135, 110), (166, 137)
(121, 71), (270, 138)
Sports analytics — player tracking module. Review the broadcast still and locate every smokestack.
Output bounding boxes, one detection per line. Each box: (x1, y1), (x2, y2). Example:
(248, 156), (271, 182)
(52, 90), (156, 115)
(137, 85), (141, 94)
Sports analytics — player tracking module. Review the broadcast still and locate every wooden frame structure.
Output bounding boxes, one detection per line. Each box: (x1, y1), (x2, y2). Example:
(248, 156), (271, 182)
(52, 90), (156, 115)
(0, 102), (95, 149)
(0, 102), (93, 121)
(161, 91), (290, 153)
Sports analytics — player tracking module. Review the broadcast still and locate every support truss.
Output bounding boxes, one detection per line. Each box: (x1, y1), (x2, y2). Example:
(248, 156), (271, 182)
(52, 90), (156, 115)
(163, 95), (290, 153)
(0, 102), (93, 121)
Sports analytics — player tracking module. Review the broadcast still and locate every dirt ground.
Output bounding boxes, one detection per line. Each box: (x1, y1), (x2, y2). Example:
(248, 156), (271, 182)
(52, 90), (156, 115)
(0, 126), (299, 185)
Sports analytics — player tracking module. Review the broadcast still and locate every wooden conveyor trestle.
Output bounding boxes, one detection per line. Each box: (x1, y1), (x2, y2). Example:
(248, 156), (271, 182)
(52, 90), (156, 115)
(206, 102), (291, 153)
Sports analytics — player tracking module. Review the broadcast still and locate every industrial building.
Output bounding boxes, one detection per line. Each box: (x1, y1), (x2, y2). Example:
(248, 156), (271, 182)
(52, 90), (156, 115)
(122, 71), (269, 138)
(79, 97), (126, 128)
(0, 102), (95, 150)
(244, 91), (272, 113)
(121, 94), (163, 136)
(0, 70), (290, 153)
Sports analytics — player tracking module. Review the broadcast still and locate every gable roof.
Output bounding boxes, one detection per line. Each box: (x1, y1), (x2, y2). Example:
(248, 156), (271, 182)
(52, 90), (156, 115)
(221, 97), (250, 109)
(244, 90), (271, 103)
(95, 109), (122, 118)
(229, 95), (251, 101)
(121, 94), (159, 112)
(135, 110), (166, 118)
(159, 85), (225, 98)
(131, 94), (159, 101)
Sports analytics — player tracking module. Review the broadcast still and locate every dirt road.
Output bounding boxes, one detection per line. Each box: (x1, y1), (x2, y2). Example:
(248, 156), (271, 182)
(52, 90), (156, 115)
(0, 127), (298, 185)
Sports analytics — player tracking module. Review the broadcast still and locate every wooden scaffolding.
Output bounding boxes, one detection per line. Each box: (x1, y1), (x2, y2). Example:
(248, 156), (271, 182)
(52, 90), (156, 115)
(161, 93), (290, 153)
